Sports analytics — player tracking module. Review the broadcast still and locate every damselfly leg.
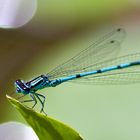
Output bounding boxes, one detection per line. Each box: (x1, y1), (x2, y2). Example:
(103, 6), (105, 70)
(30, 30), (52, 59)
(20, 94), (37, 109)
(19, 93), (47, 115)
(34, 93), (47, 115)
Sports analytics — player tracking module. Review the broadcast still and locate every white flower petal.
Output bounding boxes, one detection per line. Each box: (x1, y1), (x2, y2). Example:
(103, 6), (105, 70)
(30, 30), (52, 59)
(0, 122), (39, 140)
(0, 0), (37, 28)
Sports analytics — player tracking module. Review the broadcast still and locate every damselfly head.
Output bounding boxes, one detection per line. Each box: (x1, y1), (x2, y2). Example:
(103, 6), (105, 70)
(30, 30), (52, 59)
(15, 79), (30, 94)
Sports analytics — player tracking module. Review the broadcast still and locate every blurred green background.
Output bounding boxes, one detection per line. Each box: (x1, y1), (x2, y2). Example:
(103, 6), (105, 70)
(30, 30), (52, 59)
(1, 0), (140, 140)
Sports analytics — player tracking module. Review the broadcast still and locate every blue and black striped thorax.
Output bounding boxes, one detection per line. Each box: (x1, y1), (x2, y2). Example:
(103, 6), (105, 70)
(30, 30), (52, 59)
(26, 75), (51, 92)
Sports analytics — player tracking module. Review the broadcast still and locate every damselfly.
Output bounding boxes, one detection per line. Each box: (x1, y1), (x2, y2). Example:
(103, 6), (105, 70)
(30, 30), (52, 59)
(14, 28), (140, 114)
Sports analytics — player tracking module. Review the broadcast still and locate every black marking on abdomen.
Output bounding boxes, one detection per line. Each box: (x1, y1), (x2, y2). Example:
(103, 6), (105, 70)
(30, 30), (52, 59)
(97, 69), (102, 73)
(130, 61), (140, 66)
(76, 74), (81, 78)
(117, 65), (122, 69)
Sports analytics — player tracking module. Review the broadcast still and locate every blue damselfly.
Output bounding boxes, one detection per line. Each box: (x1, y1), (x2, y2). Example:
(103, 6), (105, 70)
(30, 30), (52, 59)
(14, 28), (140, 114)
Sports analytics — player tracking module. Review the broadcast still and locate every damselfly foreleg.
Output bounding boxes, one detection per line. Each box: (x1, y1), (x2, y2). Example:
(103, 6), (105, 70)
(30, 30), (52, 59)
(20, 93), (37, 109)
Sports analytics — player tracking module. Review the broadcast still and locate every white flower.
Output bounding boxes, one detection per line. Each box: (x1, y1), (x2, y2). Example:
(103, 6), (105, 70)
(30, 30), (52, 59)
(0, 0), (37, 28)
(0, 122), (39, 140)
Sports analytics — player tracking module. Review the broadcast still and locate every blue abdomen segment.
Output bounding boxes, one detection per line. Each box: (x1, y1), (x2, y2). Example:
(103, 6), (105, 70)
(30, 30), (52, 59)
(57, 61), (140, 84)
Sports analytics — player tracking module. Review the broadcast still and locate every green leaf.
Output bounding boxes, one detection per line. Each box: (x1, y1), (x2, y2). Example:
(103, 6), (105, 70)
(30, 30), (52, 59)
(6, 95), (83, 140)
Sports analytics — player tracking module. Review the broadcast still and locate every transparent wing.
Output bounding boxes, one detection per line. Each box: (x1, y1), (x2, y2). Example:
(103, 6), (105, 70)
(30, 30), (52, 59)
(48, 28), (126, 79)
(69, 53), (140, 85)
